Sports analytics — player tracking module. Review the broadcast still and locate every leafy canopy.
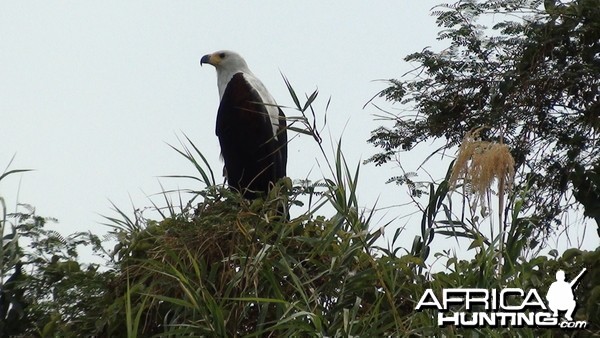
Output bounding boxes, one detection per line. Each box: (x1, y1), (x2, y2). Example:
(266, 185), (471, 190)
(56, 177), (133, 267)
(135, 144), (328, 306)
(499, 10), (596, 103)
(367, 0), (600, 235)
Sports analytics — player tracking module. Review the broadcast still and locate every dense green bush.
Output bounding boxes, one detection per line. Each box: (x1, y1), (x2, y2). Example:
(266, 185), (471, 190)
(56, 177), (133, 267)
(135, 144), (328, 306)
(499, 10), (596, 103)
(1, 148), (598, 336)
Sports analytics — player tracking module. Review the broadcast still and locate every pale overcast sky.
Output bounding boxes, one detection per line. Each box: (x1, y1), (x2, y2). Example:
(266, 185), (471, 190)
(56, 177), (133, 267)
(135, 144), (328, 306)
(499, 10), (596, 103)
(1, 1), (595, 263)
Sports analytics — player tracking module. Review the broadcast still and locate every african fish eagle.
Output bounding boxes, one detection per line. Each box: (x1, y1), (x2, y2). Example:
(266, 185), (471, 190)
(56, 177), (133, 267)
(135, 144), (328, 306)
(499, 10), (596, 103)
(201, 50), (287, 199)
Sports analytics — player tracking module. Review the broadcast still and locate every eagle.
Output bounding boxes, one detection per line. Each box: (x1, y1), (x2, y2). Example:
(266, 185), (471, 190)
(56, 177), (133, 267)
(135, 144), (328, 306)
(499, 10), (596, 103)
(201, 50), (287, 200)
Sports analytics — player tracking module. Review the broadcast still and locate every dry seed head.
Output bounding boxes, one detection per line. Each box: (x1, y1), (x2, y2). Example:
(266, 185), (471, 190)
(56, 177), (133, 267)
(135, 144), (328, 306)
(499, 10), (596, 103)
(449, 128), (515, 201)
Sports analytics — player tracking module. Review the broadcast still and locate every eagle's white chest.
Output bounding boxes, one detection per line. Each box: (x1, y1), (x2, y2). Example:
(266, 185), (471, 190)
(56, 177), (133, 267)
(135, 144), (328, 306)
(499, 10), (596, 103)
(217, 70), (280, 139)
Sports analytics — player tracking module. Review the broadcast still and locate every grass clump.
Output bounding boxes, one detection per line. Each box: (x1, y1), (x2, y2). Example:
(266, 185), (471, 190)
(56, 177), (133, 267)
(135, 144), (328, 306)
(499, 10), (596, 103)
(103, 178), (418, 337)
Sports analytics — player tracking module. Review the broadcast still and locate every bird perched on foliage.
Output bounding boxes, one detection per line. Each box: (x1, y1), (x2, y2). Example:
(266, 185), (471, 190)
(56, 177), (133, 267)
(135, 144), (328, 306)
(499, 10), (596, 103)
(201, 50), (287, 199)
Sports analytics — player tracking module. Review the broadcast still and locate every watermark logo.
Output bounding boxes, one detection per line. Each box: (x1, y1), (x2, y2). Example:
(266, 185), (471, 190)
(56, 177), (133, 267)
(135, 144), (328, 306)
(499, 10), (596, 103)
(415, 268), (588, 329)
(546, 268), (585, 321)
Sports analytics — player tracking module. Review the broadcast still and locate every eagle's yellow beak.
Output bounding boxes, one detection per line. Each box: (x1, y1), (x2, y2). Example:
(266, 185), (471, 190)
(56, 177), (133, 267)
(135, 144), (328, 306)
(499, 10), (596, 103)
(200, 53), (218, 66)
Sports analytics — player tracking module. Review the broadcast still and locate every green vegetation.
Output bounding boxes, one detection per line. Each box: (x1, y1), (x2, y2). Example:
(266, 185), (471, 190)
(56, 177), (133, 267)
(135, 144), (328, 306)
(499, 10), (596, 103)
(368, 0), (600, 238)
(2, 0), (599, 336)
(2, 139), (599, 336)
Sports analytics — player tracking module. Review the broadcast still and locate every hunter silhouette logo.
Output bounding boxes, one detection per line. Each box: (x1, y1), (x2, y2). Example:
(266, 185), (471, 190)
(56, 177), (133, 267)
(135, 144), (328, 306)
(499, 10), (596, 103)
(415, 268), (589, 329)
(546, 268), (586, 321)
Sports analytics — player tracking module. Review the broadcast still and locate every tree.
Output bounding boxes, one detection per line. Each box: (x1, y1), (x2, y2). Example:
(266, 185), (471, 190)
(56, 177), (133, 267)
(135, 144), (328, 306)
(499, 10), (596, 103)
(367, 0), (600, 237)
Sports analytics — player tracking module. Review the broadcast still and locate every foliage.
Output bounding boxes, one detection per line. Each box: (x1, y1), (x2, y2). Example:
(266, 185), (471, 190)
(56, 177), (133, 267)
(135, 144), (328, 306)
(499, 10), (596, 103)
(428, 246), (600, 336)
(0, 159), (32, 336)
(0, 160), (112, 337)
(367, 0), (600, 238)
(2, 142), (600, 337)
(103, 182), (415, 336)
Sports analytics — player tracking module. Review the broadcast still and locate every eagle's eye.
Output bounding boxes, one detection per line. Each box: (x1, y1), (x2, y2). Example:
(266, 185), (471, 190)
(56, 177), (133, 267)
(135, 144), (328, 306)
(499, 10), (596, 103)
(219, 52), (226, 59)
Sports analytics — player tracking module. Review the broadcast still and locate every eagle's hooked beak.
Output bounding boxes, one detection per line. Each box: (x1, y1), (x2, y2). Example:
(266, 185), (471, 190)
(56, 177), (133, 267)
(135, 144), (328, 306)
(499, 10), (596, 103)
(200, 54), (212, 67)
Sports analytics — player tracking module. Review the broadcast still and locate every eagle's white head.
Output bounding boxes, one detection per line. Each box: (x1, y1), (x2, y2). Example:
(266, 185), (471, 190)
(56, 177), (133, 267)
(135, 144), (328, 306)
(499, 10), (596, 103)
(201, 50), (280, 137)
(201, 50), (252, 99)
